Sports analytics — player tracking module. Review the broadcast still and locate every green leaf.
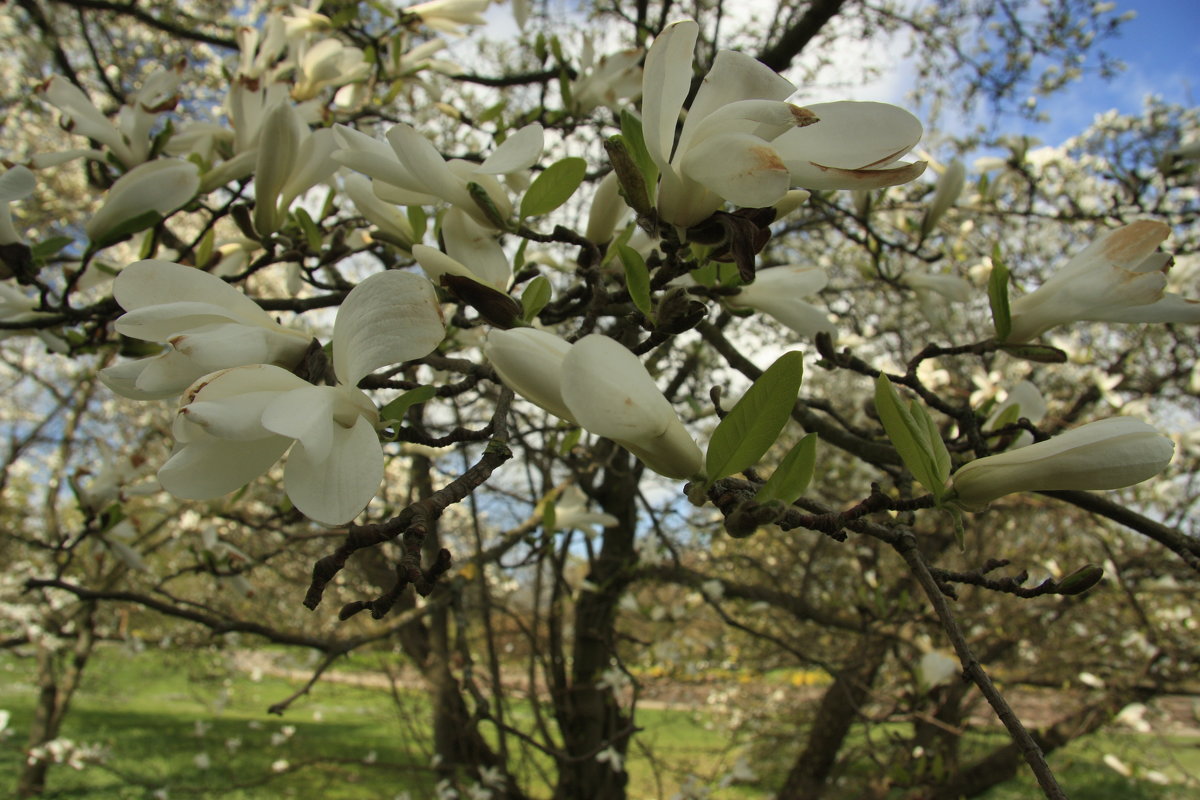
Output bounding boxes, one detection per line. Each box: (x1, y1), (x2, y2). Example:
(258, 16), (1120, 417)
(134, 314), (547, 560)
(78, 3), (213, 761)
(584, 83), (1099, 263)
(604, 136), (653, 218)
(195, 228), (216, 268)
(689, 260), (717, 287)
(521, 275), (552, 321)
(407, 205), (427, 242)
(30, 236), (73, 263)
(988, 246), (1012, 341)
(617, 245), (654, 320)
(873, 375), (948, 499)
(558, 426), (582, 455)
(755, 433), (818, 504)
(379, 385), (436, 427)
(293, 207), (323, 251)
(521, 157), (587, 218)
(989, 403), (1022, 431)
(997, 343), (1068, 363)
(705, 352), (805, 485)
(540, 494), (557, 531)
(467, 182), (510, 229)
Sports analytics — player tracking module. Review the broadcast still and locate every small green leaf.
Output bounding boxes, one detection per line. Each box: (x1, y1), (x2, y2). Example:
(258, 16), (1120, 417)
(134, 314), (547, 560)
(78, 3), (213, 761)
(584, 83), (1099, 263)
(294, 207), (323, 251)
(468, 182), (510, 229)
(478, 100), (507, 124)
(988, 246), (1012, 341)
(558, 426), (582, 455)
(604, 136), (653, 217)
(30, 235), (72, 262)
(617, 245), (654, 321)
(195, 228), (216, 268)
(407, 205), (427, 242)
(873, 374), (948, 499)
(379, 385), (437, 426)
(910, 400), (951, 491)
(998, 343), (1068, 363)
(521, 275), (552, 321)
(705, 351), (805, 484)
(989, 403), (1022, 431)
(755, 433), (818, 504)
(620, 110), (658, 194)
(690, 260), (717, 287)
(540, 494), (557, 531)
(521, 157), (587, 218)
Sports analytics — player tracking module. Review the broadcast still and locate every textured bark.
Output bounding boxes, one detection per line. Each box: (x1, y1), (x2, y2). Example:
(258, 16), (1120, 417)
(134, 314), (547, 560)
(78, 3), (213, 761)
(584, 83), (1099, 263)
(553, 451), (639, 800)
(778, 635), (890, 799)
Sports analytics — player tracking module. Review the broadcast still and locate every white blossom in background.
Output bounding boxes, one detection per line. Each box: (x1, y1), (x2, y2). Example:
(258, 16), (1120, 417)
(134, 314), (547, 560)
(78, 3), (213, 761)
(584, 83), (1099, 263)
(404, 0), (490, 34)
(100, 260), (313, 400)
(983, 380), (1047, 449)
(642, 20), (925, 227)
(729, 265), (836, 339)
(1006, 220), (1200, 342)
(569, 38), (642, 115)
(949, 417), (1174, 509)
(155, 271), (445, 525)
(920, 159), (967, 237)
(38, 64), (184, 168)
(413, 208), (512, 290)
(595, 745), (624, 773)
(916, 650), (960, 689)
(291, 37), (371, 100)
(553, 485), (619, 534)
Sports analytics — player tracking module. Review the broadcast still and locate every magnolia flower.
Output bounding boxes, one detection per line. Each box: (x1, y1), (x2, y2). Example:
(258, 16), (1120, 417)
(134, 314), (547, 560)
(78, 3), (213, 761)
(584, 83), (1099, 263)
(983, 380), (1047, 449)
(485, 330), (702, 478)
(920, 159), (966, 237)
(39, 65), (184, 168)
(728, 265), (836, 338)
(1006, 220), (1200, 343)
(157, 271), (445, 525)
(343, 173), (415, 248)
(916, 650), (959, 689)
(553, 485), (619, 534)
(0, 165), (35, 245)
(100, 260), (313, 400)
(85, 158), (200, 246)
(901, 271), (971, 303)
(253, 102), (338, 235)
(585, 171), (629, 244)
(403, 0), (489, 34)
(569, 40), (642, 115)
(642, 20), (924, 227)
(949, 417), (1174, 509)
(333, 122), (543, 229)
(292, 38), (371, 101)
(413, 208), (511, 290)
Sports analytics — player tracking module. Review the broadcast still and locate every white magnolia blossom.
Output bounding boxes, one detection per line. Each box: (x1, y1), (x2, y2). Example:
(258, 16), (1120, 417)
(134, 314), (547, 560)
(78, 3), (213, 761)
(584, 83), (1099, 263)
(157, 270), (446, 525)
(900, 271), (972, 303)
(333, 121), (544, 229)
(916, 650), (960, 689)
(553, 485), (619, 533)
(642, 20), (925, 227)
(0, 165), (35, 245)
(1007, 220), (1200, 342)
(343, 173), (415, 248)
(413, 208), (511, 290)
(949, 417), (1174, 509)
(100, 260), (314, 400)
(585, 171), (629, 244)
(920, 159), (967, 237)
(292, 38), (371, 100)
(728, 265), (836, 338)
(403, 0), (490, 34)
(485, 330), (703, 479)
(983, 380), (1047, 449)
(39, 65), (184, 168)
(253, 102), (338, 235)
(85, 159), (200, 245)
(569, 39), (642, 115)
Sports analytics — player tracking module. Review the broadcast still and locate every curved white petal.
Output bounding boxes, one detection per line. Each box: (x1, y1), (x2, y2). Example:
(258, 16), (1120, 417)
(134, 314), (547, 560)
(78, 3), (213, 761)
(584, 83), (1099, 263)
(484, 328), (574, 422)
(442, 208), (512, 291)
(262, 386), (337, 462)
(279, 127), (339, 210)
(1088, 292), (1200, 324)
(158, 435), (292, 499)
(774, 101), (923, 170)
(385, 123), (472, 207)
(332, 270), (445, 386)
(679, 51), (795, 153)
(786, 159), (927, 191)
(561, 334), (671, 442)
(285, 414), (383, 525)
(100, 359), (177, 400)
(85, 158), (200, 242)
(477, 124), (544, 174)
(413, 244), (478, 287)
(642, 20), (698, 170)
(680, 133), (790, 208)
(114, 301), (260, 340)
(0, 165), (35, 203)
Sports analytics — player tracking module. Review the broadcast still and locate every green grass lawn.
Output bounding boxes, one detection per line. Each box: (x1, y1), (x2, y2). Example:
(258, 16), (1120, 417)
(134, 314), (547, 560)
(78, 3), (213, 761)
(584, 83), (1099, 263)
(2, 646), (1196, 799)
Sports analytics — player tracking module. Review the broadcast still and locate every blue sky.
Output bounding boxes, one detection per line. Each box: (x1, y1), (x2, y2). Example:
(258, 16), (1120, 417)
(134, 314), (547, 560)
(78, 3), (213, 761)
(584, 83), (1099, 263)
(1021, 0), (1200, 144)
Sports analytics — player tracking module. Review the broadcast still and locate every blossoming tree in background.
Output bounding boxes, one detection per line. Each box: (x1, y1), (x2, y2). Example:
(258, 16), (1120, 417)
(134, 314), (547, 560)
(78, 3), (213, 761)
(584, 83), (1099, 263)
(1, 0), (1198, 798)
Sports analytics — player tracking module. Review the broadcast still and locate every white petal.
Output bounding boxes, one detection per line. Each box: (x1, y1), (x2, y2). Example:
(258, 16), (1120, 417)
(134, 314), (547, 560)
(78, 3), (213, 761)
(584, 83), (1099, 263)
(85, 159), (200, 242)
(561, 335), (672, 443)
(413, 244), (478, 286)
(642, 20), (698, 170)
(332, 271), (445, 386)
(477, 124), (544, 174)
(786, 159), (928, 191)
(680, 133), (790, 208)
(114, 302), (257, 340)
(114, 260), (274, 321)
(279, 127), (338, 209)
(261, 386), (337, 461)
(678, 50), (795, 152)
(253, 102), (302, 234)
(100, 359), (178, 401)
(774, 101), (923, 170)
(158, 435), (292, 499)
(285, 415), (383, 525)
(1086, 292), (1200, 324)
(0, 165), (35, 203)
(484, 328), (574, 422)
(442, 209), (512, 290)
(385, 123), (472, 208)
